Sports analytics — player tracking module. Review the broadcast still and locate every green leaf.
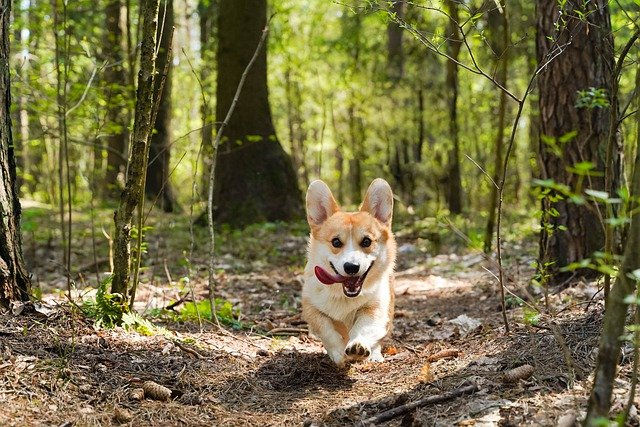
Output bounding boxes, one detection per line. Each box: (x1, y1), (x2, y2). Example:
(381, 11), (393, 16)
(558, 130), (578, 143)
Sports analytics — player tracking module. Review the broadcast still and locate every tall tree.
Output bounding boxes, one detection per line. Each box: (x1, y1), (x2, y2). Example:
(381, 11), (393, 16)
(585, 65), (640, 422)
(0, 0), (31, 307)
(484, 5), (509, 253)
(536, 0), (616, 282)
(198, 0), (215, 197)
(103, 0), (129, 197)
(111, 0), (160, 296)
(213, 0), (301, 226)
(145, 0), (176, 212)
(386, 0), (405, 82)
(442, 0), (463, 214)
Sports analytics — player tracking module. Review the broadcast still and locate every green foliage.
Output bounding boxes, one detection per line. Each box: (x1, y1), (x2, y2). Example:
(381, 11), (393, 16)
(522, 307), (540, 326)
(81, 276), (128, 328)
(575, 87), (610, 109)
(180, 299), (244, 329)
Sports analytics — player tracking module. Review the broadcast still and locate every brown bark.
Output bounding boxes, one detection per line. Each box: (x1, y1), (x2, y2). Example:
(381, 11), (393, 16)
(145, 0), (176, 212)
(330, 100), (344, 203)
(103, 0), (129, 198)
(111, 0), (160, 296)
(443, 0), (463, 214)
(386, 0), (405, 82)
(213, 0), (301, 227)
(198, 0), (215, 198)
(484, 6), (509, 254)
(536, 0), (616, 282)
(584, 88), (640, 424)
(0, 0), (31, 307)
(285, 67), (310, 188)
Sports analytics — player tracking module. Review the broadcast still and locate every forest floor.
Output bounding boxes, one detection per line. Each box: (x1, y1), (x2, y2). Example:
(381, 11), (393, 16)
(1, 205), (638, 426)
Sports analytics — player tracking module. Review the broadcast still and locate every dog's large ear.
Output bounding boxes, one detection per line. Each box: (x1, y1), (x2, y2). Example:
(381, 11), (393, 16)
(306, 180), (340, 227)
(360, 178), (393, 226)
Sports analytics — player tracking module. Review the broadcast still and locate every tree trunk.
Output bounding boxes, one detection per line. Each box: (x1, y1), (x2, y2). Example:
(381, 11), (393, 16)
(145, 0), (176, 212)
(584, 73), (640, 422)
(103, 0), (129, 198)
(443, 0), (463, 214)
(484, 6), (509, 254)
(0, 0), (31, 307)
(348, 102), (363, 204)
(213, 0), (301, 227)
(11, 4), (27, 195)
(386, 0), (405, 82)
(111, 0), (160, 296)
(198, 0), (215, 199)
(330, 100), (344, 203)
(284, 67), (310, 189)
(536, 0), (616, 282)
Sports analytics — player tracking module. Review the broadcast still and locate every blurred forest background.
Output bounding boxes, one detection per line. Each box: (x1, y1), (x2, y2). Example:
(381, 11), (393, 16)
(2, 0), (640, 424)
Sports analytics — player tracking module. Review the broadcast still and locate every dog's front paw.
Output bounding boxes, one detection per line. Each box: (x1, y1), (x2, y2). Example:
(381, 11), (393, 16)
(327, 349), (347, 368)
(345, 340), (371, 359)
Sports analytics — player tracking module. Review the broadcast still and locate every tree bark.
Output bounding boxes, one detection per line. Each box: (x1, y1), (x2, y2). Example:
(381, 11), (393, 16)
(386, 0), (405, 82)
(484, 6), (509, 253)
(103, 0), (129, 198)
(145, 0), (176, 212)
(198, 0), (215, 198)
(111, 0), (160, 296)
(0, 0), (31, 307)
(11, 4), (28, 195)
(443, 0), (463, 214)
(536, 0), (616, 282)
(584, 76), (640, 423)
(213, 0), (301, 227)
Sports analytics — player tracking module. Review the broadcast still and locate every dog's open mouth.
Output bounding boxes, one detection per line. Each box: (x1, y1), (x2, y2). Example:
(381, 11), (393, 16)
(314, 262), (374, 298)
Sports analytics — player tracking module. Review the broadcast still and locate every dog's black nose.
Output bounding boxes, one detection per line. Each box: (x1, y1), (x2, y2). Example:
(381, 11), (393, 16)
(344, 262), (360, 275)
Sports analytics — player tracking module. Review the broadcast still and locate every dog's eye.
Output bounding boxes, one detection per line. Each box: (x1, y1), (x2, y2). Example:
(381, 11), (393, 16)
(331, 237), (343, 248)
(360, 237), (372, 248)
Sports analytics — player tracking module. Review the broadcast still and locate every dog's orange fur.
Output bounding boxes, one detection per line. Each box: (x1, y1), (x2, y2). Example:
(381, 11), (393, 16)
(302, 179), (396, 366)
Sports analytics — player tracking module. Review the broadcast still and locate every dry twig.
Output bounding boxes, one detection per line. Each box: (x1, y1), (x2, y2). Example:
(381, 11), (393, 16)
(357, 383), (479, 426)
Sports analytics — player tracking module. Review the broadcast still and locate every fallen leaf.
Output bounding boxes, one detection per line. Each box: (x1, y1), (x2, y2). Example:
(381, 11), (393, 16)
(427, 348), (459, 362)
(383, 346), (398, 356)
(419, 362), (433, 382)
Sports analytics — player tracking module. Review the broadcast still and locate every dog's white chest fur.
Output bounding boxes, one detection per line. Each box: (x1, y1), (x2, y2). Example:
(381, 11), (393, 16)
(302, 267), (390, 326)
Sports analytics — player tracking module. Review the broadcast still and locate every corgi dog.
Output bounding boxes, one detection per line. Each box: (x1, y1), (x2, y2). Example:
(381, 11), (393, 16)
(302, 178), (396, 367)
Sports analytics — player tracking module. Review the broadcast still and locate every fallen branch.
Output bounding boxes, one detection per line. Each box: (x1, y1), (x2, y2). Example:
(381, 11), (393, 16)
(265, 327), (308, 336)
(172, 340), (204, 359)
(357, 383), (479, 426)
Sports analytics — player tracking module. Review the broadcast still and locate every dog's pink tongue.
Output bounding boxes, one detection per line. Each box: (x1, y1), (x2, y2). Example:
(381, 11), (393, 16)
(314, 266), (344, 285)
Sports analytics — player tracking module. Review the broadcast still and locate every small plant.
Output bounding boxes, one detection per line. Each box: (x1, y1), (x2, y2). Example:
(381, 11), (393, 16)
(81, 276), (128, 328)
(179, 298), (244, 329)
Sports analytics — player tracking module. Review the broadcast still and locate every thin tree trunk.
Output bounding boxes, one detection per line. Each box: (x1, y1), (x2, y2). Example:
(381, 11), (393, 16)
(443, 0), (463, 214)
(484, 6), (509, 254)
(348, 102), (362, 204)
(145, 0), (176, 212)
(111, 0), (160, 296)
(0, 0), (31, 307)
(11, 4), (27, 195)
(330, 100), (344, 202)
(292, 78), (309, 188)
(386, 0), (405, 82)
(584, 91), (640, 424)
(198, 0), (215, 198)
(104, 0), (129, 197)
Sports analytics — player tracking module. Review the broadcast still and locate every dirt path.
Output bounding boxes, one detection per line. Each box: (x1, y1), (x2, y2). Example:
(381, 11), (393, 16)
(3, 246), (631, 426)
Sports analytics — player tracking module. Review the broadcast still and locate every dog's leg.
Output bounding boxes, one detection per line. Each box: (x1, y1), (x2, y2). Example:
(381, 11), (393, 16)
(303, 302), (348, 367)
(345, 303), (389, 362)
